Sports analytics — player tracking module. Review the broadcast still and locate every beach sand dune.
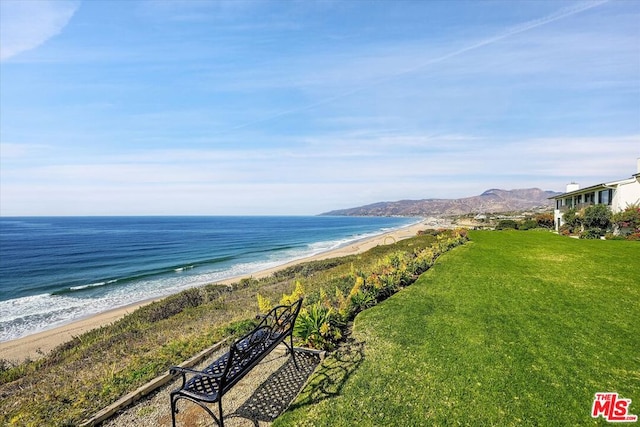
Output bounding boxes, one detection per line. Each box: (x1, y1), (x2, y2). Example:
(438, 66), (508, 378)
(0, 221), (431, 362)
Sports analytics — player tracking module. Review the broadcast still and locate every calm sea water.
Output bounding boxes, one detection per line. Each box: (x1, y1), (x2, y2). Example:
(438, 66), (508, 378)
(0, 216), (418, 342)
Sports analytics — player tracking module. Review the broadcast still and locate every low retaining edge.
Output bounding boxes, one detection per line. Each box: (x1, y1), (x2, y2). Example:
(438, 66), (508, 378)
(79, 338), (228, 427)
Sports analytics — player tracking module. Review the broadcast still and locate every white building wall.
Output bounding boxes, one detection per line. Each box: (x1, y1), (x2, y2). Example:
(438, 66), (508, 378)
(612, 179), (640, 213)
(553, 209), (561, 230)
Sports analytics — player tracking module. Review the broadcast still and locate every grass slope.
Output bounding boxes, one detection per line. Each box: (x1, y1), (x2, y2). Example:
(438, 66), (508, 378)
(277, 230), (639, 426)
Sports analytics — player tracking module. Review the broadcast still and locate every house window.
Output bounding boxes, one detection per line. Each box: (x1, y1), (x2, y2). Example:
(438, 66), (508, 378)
(598, 189), (613, 205)
(576, 195), (583, 205)
(585, 192), (595, 204)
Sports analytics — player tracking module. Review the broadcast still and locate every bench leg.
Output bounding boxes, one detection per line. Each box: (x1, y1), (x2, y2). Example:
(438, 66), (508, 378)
(171, 395), (177, 427)
(170, 393), (224, 427)
(287, 333), (299, 370)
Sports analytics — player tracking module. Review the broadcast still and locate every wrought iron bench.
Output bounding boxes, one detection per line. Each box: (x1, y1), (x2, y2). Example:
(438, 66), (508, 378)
(169, 298), (303, 427)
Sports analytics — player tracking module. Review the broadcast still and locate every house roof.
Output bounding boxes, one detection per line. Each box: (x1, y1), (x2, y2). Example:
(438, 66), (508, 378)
(549, 176), (637, 200)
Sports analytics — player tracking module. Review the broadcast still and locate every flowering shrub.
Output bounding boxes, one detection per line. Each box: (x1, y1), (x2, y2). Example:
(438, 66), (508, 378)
(627, 231), (640, 241)
(611, 205), (640, 240)
(535, 213), (554, 229)
(337, 228), (468, 323)
(411, 246), (436, 275)
(262, 228), (469, 351)
(256, 293), (273, 313)
(280, 280), (305, 305)
(256, 281), (305, 314)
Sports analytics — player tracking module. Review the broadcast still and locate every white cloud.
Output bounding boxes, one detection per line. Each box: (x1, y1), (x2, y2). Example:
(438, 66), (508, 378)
(0, 0), (80, 61)
(2, 133), (637, 216)
(0, 142), (51, 159)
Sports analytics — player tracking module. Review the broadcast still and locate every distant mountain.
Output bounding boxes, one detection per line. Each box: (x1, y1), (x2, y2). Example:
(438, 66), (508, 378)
(321, 188), (561, 217)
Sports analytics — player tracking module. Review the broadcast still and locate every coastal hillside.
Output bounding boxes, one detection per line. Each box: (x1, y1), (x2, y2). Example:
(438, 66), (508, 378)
(321, 188), (561, 217)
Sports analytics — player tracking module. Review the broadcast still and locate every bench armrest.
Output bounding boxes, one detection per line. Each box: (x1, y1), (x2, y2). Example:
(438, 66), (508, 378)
(170, 366), (224, 379)
(170, 365), (224, 389)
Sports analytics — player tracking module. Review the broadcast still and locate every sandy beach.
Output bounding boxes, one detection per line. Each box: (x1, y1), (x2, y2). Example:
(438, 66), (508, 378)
(0, 221), (433, 363)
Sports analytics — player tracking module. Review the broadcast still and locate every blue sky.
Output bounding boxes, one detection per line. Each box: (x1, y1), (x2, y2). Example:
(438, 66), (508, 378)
(1, 0), (638, 216)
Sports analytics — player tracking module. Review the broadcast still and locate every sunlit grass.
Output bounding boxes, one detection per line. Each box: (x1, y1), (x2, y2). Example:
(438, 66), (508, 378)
(277, 230), (640, 426)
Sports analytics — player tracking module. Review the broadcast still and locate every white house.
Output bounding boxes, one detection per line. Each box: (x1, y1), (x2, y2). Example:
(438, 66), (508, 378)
(550, 159), (640, 231)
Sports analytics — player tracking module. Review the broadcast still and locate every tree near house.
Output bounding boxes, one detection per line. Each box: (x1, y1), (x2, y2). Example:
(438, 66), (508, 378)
(583, 205), (611, 229)
(560, 208), (580, 235)
(580, 204), (612, 239)
(560, 205), (612, 238)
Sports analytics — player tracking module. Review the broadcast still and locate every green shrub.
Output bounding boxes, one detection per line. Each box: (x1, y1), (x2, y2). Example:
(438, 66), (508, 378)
(349, 289), (377, 313)
(605, 233), (626, 240)
(582, 204), (611, 230)
(294, 302), (342, 351)
(562, 208), (580, 230)
(580, 228), (603, 239)
(273, 258), (349, 280)
(496, 219), (518, 230)
(519, 219), (538, 230)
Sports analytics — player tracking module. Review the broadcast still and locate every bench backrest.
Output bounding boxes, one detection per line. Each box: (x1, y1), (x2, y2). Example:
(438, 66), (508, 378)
(220, 298), (303, 390)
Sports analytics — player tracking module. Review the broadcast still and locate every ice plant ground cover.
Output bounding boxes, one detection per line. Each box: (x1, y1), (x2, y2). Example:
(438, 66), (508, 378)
(276, 230), (639, 426)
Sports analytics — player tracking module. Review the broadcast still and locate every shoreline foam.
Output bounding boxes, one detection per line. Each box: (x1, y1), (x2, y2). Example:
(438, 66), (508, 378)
(0, 220), (429, 362)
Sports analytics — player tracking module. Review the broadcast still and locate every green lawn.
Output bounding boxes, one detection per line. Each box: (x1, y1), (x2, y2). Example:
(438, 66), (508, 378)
(276, 230), (640, 426)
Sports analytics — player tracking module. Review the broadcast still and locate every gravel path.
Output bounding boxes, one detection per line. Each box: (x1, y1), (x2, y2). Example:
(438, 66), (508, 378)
(102, 344), (321, 427)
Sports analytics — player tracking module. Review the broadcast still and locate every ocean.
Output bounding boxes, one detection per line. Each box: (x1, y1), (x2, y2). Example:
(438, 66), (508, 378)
(0, 216), (418, 342)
